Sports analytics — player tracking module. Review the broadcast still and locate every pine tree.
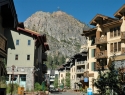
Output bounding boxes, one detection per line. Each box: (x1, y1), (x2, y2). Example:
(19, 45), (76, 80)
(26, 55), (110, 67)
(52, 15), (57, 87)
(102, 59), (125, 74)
(65, 72), (70, 89)
(54, 76), (58, 88)
(94, 62), (123, 95)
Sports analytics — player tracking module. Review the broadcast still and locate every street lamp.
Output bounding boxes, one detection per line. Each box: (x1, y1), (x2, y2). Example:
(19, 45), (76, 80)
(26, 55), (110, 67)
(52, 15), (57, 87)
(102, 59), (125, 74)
(11, 65), (16, 95)
(32, 68), (40, 91)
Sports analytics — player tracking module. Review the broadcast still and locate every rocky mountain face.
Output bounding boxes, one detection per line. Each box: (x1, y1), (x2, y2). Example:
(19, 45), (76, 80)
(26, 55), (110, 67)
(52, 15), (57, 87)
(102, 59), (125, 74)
(24, 11), (89, 58)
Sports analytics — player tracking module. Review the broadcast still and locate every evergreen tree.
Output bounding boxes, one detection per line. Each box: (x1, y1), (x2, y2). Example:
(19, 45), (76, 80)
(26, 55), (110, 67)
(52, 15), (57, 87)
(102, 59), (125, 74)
(65, 72), (70, 88)
(54, 76), (58, 88)
(94, 62), (123, 95)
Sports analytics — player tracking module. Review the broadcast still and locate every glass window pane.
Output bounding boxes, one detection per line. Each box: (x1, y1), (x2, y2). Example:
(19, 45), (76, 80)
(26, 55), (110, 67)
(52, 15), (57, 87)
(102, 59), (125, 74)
(16, 40), (19, 45)
(28, 40), (31, 45)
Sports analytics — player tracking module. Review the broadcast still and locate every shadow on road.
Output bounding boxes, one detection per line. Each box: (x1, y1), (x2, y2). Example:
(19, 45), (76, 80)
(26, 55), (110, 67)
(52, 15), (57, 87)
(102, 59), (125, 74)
(50, 91), (62, 94)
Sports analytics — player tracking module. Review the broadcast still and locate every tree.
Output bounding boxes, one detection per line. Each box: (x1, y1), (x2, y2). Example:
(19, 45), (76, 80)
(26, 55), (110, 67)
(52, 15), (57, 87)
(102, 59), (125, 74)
(94, 62), (123, 95)
(54, 76), (58, 88)
(65, 72), (70, 89)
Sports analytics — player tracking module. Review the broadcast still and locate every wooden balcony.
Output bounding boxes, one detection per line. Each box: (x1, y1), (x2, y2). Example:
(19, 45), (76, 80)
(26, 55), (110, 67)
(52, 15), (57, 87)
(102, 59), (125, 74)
(96, 62), (107, 70)
(0, 34), (7, 58)
(95, 50), (107, 59)
(121, 32), (125, 40)
(95, 36), (107, 44)
(42, 53), (47, 61)
(121, 48), (125, 54)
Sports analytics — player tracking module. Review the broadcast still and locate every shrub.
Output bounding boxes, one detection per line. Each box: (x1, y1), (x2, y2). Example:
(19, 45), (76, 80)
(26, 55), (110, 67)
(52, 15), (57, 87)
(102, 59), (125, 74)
(34, 82), (41, 91)
(6, 83), (19, 94)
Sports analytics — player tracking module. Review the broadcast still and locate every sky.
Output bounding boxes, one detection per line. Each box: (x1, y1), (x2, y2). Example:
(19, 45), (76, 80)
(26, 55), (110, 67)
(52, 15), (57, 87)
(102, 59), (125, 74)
(14, 0), (125, 26)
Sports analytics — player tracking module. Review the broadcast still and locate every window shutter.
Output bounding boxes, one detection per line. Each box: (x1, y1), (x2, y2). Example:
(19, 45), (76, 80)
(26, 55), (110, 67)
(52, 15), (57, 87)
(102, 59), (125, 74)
(110, 43), (113, 52)
(118, 42), (121, 51)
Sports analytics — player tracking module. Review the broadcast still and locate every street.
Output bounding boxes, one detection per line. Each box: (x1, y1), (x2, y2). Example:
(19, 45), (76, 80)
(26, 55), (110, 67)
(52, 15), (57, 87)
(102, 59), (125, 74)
(50, 91), (82, 95)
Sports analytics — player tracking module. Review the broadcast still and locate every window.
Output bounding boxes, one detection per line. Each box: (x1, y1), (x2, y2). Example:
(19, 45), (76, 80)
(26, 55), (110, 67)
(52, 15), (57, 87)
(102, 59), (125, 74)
(11, 75), (17, 81)
(15, 55), (18, 60)
(27, 55), (30, 60)
(110, 26), (120, 38)
(110, 43), (113, 52)
(91, 35), (96, 45)
(91, 62), (96, 71)
(91, 49), (95, 57)
(6, 74), (9, 81)
(20, 74), (26, 81)
(28, 40), (31, 45)
(16, 40), (19, 45)
(114, 43), (117, 52)
(110, 42), (121, 53)
(118, 42), (121, 51)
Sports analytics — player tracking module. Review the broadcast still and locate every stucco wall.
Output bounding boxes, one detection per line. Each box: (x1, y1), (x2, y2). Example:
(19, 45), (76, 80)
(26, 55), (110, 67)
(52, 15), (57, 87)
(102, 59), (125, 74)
(6, 30), (35, 67)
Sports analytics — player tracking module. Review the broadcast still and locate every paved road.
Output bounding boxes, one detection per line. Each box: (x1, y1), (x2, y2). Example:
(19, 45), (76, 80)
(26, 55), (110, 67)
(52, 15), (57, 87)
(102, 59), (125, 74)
(50, 91), (82, 95)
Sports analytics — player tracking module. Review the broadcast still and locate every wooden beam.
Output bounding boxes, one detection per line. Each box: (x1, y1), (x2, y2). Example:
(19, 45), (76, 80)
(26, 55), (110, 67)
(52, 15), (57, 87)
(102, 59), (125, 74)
(88, 73), (94, 77)
(117, 12), (122, 17)
(92, 20), (96, 24)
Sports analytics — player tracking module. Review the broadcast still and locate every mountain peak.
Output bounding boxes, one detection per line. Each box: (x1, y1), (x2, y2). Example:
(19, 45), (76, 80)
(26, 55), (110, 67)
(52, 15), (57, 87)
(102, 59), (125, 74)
(24, 10), (89, 58)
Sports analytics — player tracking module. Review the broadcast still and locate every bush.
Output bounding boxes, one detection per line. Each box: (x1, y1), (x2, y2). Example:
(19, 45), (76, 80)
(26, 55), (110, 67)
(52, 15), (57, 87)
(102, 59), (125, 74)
(34, 82), (41, 91)
(0, 76), (6, 88)
(6, 83), (19, 94)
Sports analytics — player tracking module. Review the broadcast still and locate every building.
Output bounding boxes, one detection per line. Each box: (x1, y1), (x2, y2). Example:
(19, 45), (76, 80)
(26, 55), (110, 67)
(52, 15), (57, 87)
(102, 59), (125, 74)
(5, 24), (49, 90)
(46, 70), (59, 89)
(82, 4), (125, 93)
(58, 46), (88, 90)
(0, 0), (18, 79)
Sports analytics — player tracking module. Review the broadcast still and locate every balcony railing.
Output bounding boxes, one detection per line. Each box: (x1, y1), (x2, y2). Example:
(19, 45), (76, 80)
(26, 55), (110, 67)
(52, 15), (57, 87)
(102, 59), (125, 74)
(95, 36), (107, 44)
(121, 48), (125, 54)
(0, 34), (7, 57)
(96, 62), (107, 70)
(76, 69), (85, 73)
(121, 32), (125, 40)
(76, 61), (87, 65)
(95, 50), (107, 59)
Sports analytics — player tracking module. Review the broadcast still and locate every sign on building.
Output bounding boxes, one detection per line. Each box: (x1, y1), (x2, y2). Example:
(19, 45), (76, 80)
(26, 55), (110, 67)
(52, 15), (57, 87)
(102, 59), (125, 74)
(87, 88), (93, 95)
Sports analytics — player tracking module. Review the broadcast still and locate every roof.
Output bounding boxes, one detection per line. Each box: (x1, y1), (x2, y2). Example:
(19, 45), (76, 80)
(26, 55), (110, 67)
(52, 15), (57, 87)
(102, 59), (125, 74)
(81, 27), (97, 36)
(90, 14), (116, 26)
(17, 27), (49, 51)
(114, 4), (125, 18)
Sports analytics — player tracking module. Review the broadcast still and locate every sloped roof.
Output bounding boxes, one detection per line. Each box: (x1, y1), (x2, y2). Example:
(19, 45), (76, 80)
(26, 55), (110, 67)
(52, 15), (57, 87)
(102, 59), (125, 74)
(90, 14), (116, 26)
(17, 27), (49, 51)
(114, 4), (125, 18)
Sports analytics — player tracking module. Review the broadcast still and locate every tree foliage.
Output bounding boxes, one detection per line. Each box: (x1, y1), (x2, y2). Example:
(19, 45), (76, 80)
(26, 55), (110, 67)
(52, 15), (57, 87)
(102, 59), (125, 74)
(54, 76), (58, 88)
(65, 72), (70, 88)
(94, 62), (124, 95)
(45, 54), (66, 69)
